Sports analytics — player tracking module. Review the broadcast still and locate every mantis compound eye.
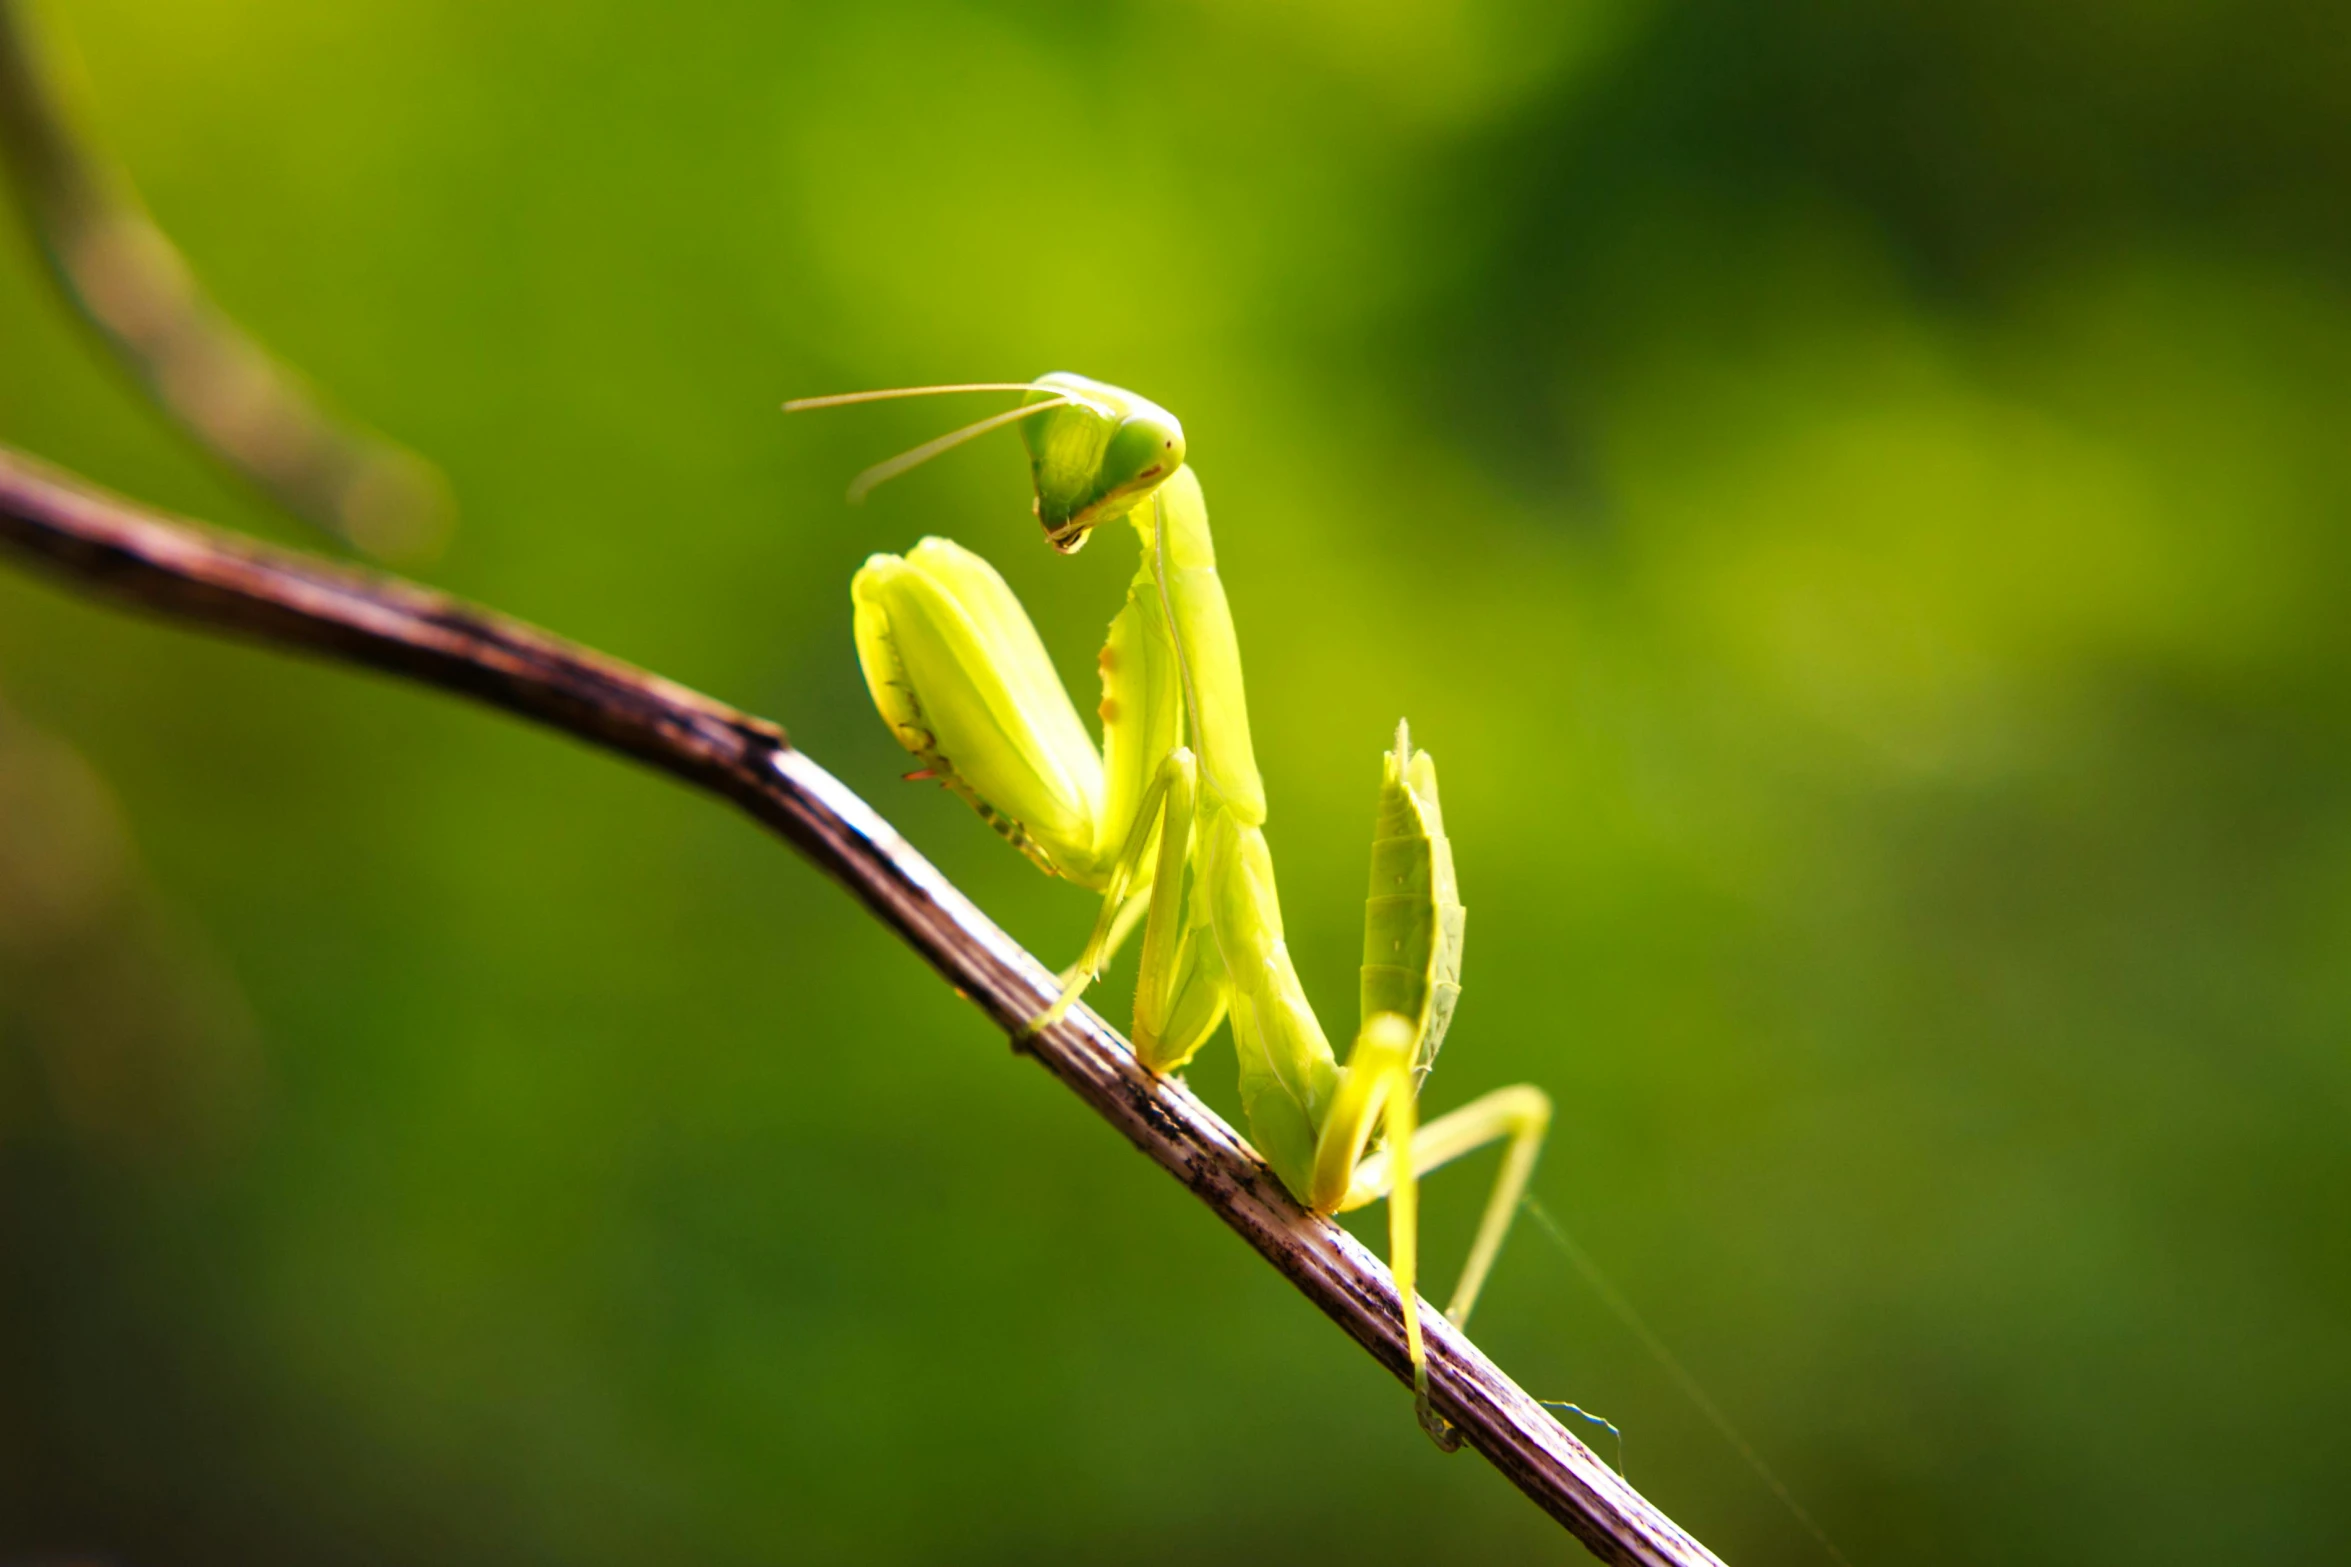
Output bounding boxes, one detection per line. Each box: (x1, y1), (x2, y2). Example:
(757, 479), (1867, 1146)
(1103, 413), (1185, 492)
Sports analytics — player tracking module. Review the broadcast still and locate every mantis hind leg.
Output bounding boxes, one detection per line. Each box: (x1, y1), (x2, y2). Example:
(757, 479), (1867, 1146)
(1309, 1016), (1457, 1446)
(1344, 1083), (1552, 1329)
(1313, 1038), (1553, 1448)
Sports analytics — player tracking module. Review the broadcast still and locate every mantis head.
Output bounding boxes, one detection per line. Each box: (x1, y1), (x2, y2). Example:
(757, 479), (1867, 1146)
(784, 373), (1185, 554)
(1019, 373), (1185, 552)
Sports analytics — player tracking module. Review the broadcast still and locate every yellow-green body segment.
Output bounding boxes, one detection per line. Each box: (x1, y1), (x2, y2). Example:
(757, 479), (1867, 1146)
(824, 372), (1550, 1443)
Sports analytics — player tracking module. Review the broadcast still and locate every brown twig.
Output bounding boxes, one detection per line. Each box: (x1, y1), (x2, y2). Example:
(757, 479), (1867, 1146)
(0, 445), (1728, 1567)
(0, 0), (452, 560)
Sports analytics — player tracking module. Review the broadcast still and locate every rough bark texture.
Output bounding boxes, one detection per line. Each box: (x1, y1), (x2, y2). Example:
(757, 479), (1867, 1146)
(0, 446), (1727, 1567)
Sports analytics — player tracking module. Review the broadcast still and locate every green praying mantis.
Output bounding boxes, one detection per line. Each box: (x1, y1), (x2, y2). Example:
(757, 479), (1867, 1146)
(786, 373), (1552, 1444)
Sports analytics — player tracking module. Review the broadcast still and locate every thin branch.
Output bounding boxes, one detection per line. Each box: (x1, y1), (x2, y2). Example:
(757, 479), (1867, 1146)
(0, 0), (452, 560)
(0, 445), (1728, 1567)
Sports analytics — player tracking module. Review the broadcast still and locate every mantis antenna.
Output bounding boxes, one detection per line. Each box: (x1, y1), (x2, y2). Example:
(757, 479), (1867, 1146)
(783, 380), (1116, 504)
(781, 382), (1051, 412)
(842, 398), (1075, 504)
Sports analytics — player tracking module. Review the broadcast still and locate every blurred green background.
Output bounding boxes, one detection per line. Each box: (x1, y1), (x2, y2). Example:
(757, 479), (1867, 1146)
(3, 0), (2348, 1561)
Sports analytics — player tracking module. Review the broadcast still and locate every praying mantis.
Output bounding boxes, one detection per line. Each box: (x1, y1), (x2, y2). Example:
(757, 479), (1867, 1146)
(787, 373), (1552, 1444)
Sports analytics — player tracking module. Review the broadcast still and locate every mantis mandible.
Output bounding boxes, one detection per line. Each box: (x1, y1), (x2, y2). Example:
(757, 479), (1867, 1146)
(786, 373), (1552, 1444)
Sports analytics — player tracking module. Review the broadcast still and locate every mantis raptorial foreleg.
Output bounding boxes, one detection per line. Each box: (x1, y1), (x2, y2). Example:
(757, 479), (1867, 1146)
(796, 373), (1553, 1444)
